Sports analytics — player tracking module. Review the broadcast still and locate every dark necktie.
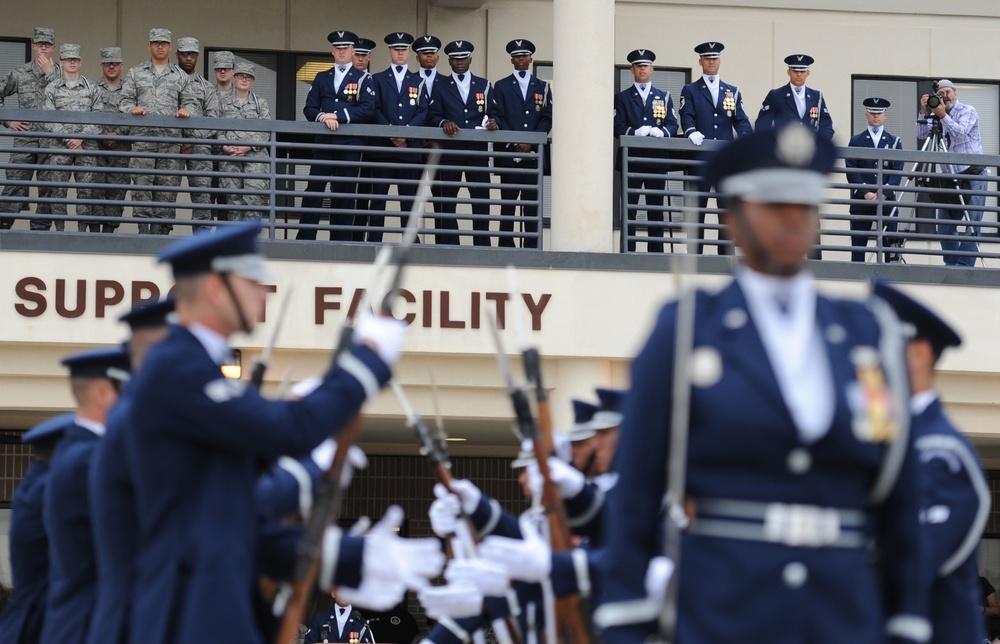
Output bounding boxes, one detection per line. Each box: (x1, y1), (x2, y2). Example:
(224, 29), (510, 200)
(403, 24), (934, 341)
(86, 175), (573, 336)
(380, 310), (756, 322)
(338, 65), (346, 74)
(517, 70), (526, 79)
(457, 73), (465, 82)
(794, 87), (802, 96)
(424, 69), (432, 77)
(639, 84), (646, 92)
(395, 65), (403, 73)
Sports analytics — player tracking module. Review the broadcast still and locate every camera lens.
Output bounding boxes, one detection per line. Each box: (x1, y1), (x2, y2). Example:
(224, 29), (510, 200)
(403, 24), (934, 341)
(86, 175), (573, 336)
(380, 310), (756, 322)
(927, 94), (941, 109)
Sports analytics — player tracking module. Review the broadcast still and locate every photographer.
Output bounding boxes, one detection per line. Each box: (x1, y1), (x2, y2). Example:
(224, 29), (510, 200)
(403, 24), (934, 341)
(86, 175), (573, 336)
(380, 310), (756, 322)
(917, 79), (988, 267)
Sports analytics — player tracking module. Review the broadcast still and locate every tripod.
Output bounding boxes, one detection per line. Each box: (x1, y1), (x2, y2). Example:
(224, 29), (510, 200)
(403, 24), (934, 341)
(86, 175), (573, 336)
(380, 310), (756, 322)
(909, 116), (984, 267)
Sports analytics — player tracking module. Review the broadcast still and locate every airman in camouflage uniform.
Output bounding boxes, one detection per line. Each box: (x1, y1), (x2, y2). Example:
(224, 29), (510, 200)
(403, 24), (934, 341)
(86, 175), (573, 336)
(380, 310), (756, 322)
(119, 28), (196, 235)
(0, 28), (61, 230)
(93, 47), (130, 232)
(175, 37), (222, 230)
(220, 63), (271, 221)
(210, 51), (236, 213)
(40, 44), (101, 232)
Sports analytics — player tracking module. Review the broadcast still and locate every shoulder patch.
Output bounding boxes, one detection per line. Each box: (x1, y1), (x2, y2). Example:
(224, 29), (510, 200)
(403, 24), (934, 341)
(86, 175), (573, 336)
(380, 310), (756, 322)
(204, 378), (246, 403)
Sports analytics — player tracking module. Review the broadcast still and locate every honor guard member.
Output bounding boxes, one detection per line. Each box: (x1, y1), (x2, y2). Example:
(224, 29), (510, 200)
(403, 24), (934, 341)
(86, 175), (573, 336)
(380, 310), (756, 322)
(494, 38), (552, 249)
(299, 30), (379, 241)
(219, 63), (273, 222)
(0, 414), (72, 644)
(94, 47), (130, 233)
(365, 31), (428, 243)
(121, 223), (406, 644)
(756, 54), (834, 140)
(0, 27), (61, 230)
(41, 347), (132, 644)
(412, 35), (442, 101)
(846, 98), (904, 263)
(613, 48), (678, 253)
(873, 281), (990, 644)
(119, 28), (197, 235)
(175, 37), (223, 230)
(597, 124), (930, 644)
(428, 39), (503, 246)
(307, 591), (376, 643)
(86, 299), (174, 644)
(679, 41), (752, 255)
(350, 37), (377, 240)
(40, 44), (102, 233)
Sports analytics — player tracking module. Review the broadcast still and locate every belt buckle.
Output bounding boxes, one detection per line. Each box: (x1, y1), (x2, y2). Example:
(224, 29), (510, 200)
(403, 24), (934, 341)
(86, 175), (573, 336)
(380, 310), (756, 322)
(763, 503), (840, 547)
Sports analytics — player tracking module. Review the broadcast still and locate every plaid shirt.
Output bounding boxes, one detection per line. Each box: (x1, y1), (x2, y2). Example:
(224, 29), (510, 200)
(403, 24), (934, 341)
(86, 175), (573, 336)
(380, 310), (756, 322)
(916, 100), (983, 173)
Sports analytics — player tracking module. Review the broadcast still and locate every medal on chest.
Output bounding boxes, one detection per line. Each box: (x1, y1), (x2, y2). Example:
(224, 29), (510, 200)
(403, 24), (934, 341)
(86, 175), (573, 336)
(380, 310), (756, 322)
(476, 92), (485, 112)
(810, 105), (819, 120)
(534, 92), (544, 111)
(408, 86), (418, 106)
(652, 97), (666, 124)
(847, 347), (897, 443)
(723, 89), (736, 116)
(345, 83), (358, 102)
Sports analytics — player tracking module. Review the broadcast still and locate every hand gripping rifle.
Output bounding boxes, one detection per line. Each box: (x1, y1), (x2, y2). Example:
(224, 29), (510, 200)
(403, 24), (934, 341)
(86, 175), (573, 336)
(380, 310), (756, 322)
(486, 288), (595, 644)
(249, 286), (294, 391)
(391, 379), (522, 644)
(274, 151), (441, 644)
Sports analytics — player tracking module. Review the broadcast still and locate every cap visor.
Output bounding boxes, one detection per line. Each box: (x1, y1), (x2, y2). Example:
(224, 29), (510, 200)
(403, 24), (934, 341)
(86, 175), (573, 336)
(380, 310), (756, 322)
(720, 168), (827, 206)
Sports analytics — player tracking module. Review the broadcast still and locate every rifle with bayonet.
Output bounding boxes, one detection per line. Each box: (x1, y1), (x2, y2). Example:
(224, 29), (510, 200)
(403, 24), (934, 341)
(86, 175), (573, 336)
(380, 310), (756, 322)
(391, 378), (521, 644)
(486, 289), (595, 644)
(274, 151), (441, 644)
(249, 286), (294, 391)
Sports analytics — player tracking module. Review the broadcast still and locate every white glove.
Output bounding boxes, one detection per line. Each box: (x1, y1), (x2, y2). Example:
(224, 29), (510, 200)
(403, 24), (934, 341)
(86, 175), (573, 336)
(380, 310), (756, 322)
(362, 506), (446, 591)
(444, 557), (511, 597)
(429, 493), (461, 538)
(309, 440), (367, 487)
(634, 126), (652, 137)
(688, 131), (705, 146)
(648, 127), (665, 138)
(353, 311), (407, 365)
(337, 575), (406, 611)
(644, 556), (675, 609)
(419, 582), (484, 619)
(442, 479), (482, 515)
(478, 515), (552, 583)
(526, 457), (585, 500)
(288, 377), (322, 399)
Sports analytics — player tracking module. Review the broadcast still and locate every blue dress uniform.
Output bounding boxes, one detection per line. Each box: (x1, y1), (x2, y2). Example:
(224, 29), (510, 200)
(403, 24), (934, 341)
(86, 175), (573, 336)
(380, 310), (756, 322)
(494, 39), (553, 249)
(122, 224), (391, 644)
(365, 32), (429, 243)
(0, 415), (72, 644)
(846, 98), (904, 262)
(614, 49), (679, 253)
(299, 30), (379, 241)
(872, 281), (990, 644)
(306, 605), (375, 643)
(756, 54), (834, 140)
(679, 42), (752, 255)
(429, 40), (504, 247)
(597, 129), (929, 644)
(40, 348), (132, 644)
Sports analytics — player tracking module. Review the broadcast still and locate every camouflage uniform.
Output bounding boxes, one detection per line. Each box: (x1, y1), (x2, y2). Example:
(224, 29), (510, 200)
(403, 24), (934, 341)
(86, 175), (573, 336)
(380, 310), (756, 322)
(220, 86), (271, 221)
(181, 73), (222, 228)
(119, 59), (196, 234)
(40, 74), (101, 231)
(0, 52), (62, 229)
(92, 48), (131, 232)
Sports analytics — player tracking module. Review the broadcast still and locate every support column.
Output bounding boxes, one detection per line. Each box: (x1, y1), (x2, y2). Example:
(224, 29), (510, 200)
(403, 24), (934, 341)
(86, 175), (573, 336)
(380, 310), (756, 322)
(550, 0), (616, 252)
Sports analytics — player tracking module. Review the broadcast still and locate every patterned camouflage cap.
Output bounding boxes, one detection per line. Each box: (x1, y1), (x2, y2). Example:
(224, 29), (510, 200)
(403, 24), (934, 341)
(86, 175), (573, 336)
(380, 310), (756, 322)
(100, 47), (123, 63)
(177, 37), (199, 53)
(33, 28), (55, 44)
(234, 62), (255, 78)
(60, 44), (82, 60)
(148, 28), (172, 43)
(213, 50), (235, 69)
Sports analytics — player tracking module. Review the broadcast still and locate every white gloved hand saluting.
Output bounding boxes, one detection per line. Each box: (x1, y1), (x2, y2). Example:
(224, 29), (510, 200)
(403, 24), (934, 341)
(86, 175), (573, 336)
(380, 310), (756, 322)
(478, 515), (552, 583)
(634, 125), (652, 137)
(353, 311), (407, 365)
(688, 131), (705, 146)
(648, 127), (665, 138)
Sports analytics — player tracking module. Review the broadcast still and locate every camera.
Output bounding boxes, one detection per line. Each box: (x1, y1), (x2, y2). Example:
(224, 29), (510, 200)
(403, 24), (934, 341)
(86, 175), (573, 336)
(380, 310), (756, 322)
(927, 81), (944, 109)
